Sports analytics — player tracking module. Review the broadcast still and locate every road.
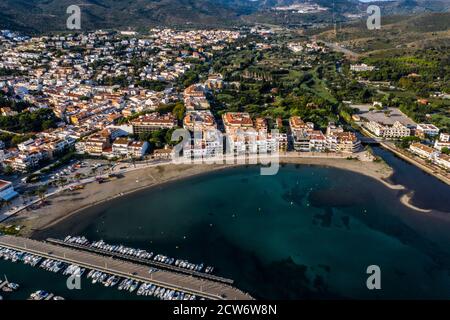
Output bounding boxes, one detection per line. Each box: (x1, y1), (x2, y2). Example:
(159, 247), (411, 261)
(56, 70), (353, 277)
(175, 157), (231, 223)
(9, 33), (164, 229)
(317, 38), (360, 60)
(0, 128), (26, 136)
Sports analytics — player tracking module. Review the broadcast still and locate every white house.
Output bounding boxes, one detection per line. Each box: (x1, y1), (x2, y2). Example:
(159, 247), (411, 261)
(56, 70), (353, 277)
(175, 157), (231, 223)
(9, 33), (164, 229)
(434, 133), (450, 151)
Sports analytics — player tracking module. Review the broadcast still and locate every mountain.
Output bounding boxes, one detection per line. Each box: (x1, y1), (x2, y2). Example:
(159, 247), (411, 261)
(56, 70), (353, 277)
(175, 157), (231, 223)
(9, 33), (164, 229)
(0, 0), (253, 33)
(0, 0), (448, 33)
(367, 0), (450, 15)
(313, 11), (450, 54)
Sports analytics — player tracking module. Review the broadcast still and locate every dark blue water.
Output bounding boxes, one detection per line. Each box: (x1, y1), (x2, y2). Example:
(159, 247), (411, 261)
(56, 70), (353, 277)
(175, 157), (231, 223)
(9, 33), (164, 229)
(12, 159), (448, 300)
(373, 147), (450, 212)
(0, 258), (149, 300)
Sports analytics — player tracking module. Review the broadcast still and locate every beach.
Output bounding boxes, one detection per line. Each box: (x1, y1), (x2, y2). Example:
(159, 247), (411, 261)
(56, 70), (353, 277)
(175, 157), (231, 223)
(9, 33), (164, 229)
(4, 155), (399, 237)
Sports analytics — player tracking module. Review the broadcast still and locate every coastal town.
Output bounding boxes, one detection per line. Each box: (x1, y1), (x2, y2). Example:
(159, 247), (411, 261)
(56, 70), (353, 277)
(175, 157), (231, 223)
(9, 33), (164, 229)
(0, 0), (449, 306)
(0, 25), (449, 226)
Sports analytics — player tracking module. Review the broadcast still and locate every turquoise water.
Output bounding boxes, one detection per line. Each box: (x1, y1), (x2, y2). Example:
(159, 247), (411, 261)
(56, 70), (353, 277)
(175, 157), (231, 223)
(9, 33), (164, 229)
(18, 163), (450, 300)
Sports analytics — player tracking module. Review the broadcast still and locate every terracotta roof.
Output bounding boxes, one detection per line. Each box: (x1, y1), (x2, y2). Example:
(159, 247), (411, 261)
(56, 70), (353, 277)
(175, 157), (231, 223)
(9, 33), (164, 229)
(0, 179), (12, 189)
(223, 112), (253, 127)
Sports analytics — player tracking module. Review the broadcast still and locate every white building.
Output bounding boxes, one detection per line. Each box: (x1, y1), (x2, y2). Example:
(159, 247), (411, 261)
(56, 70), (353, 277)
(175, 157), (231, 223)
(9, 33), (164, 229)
(350, 63), (375, 72)
(435, 154), (450, 170)
(365, 121), (411, 139)
(128, 141), (148, 158)
(434, 133), (450, 151)
(416, 124), (440, 138)
(112, 138), (148, 158)
(112, 138), (130, 157)
(409, 143), (438, 160)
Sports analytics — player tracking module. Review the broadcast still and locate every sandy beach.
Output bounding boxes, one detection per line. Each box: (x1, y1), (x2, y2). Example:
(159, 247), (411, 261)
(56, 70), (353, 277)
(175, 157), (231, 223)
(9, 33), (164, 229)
(400, 193), (432, 213)
(3, 156), (400, 237)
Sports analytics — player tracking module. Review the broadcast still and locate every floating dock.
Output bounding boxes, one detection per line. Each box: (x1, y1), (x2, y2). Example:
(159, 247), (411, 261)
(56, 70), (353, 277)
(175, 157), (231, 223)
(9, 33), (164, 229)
(46, 238), (234, 285)
(0, 235), (252, 300)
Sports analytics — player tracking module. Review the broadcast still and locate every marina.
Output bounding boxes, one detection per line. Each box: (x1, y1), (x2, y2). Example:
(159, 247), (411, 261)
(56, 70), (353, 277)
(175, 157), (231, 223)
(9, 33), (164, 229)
(0, 235), (252, 300)
(49, 236), (227, 283)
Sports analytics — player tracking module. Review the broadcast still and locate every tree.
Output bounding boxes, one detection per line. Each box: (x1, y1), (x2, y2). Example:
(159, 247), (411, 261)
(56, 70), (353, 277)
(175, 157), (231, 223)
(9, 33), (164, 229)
(172, 102), (186, 121)
(442, 147), (450, 155)
(3, 165), (14, 175)
(36, 185), (48, 203)
(399, 136), (421, 149)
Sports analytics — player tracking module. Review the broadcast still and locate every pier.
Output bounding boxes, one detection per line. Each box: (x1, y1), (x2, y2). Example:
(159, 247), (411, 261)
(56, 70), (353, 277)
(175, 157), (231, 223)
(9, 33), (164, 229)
(46, 238), (234, 285)
(0, 235), (252, 300)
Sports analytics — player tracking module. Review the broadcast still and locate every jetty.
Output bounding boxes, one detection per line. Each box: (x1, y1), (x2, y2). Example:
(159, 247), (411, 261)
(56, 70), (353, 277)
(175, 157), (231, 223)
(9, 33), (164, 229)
(0, 235), (252, 300)
(46, 238), (234, 285)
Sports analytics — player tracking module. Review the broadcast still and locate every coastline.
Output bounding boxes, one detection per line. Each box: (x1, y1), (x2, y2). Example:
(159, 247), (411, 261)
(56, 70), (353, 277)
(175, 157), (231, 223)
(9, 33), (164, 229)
(400, 193), (432, 213)
(4, 156), (402, 238)
(380, 142), (450, 186)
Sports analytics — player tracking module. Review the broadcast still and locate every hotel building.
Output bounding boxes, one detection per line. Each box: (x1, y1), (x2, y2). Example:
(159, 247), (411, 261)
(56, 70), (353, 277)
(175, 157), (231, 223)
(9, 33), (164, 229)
(131, 113), (178, 135)
(365, 121), (411, 139)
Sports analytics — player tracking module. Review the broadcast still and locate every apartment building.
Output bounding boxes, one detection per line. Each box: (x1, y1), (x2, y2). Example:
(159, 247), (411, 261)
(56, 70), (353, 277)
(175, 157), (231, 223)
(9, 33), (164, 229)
(435, 154), (450, 170)
(85, 134), (111, 156)
(112, 138), (148, 158)
(289, 116), (314, 136)
(365, 121), (411, 139)
(416, 124), (440, 138)
(128, 141), (149, 158)
(333, 132), (362, 153)
(434, 133), (450, 151)
(409, 143), (438, 159)
(222, 113), (279, 155)
(6, 151), (48, 172)
(112, 137), (131, 156)
(183, 111), (216, 132)
(131, 113), (177, 135)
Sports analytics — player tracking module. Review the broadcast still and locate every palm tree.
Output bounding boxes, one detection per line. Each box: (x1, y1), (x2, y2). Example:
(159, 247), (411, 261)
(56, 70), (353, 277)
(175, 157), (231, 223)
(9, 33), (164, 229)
(36, 185), (48, 204)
